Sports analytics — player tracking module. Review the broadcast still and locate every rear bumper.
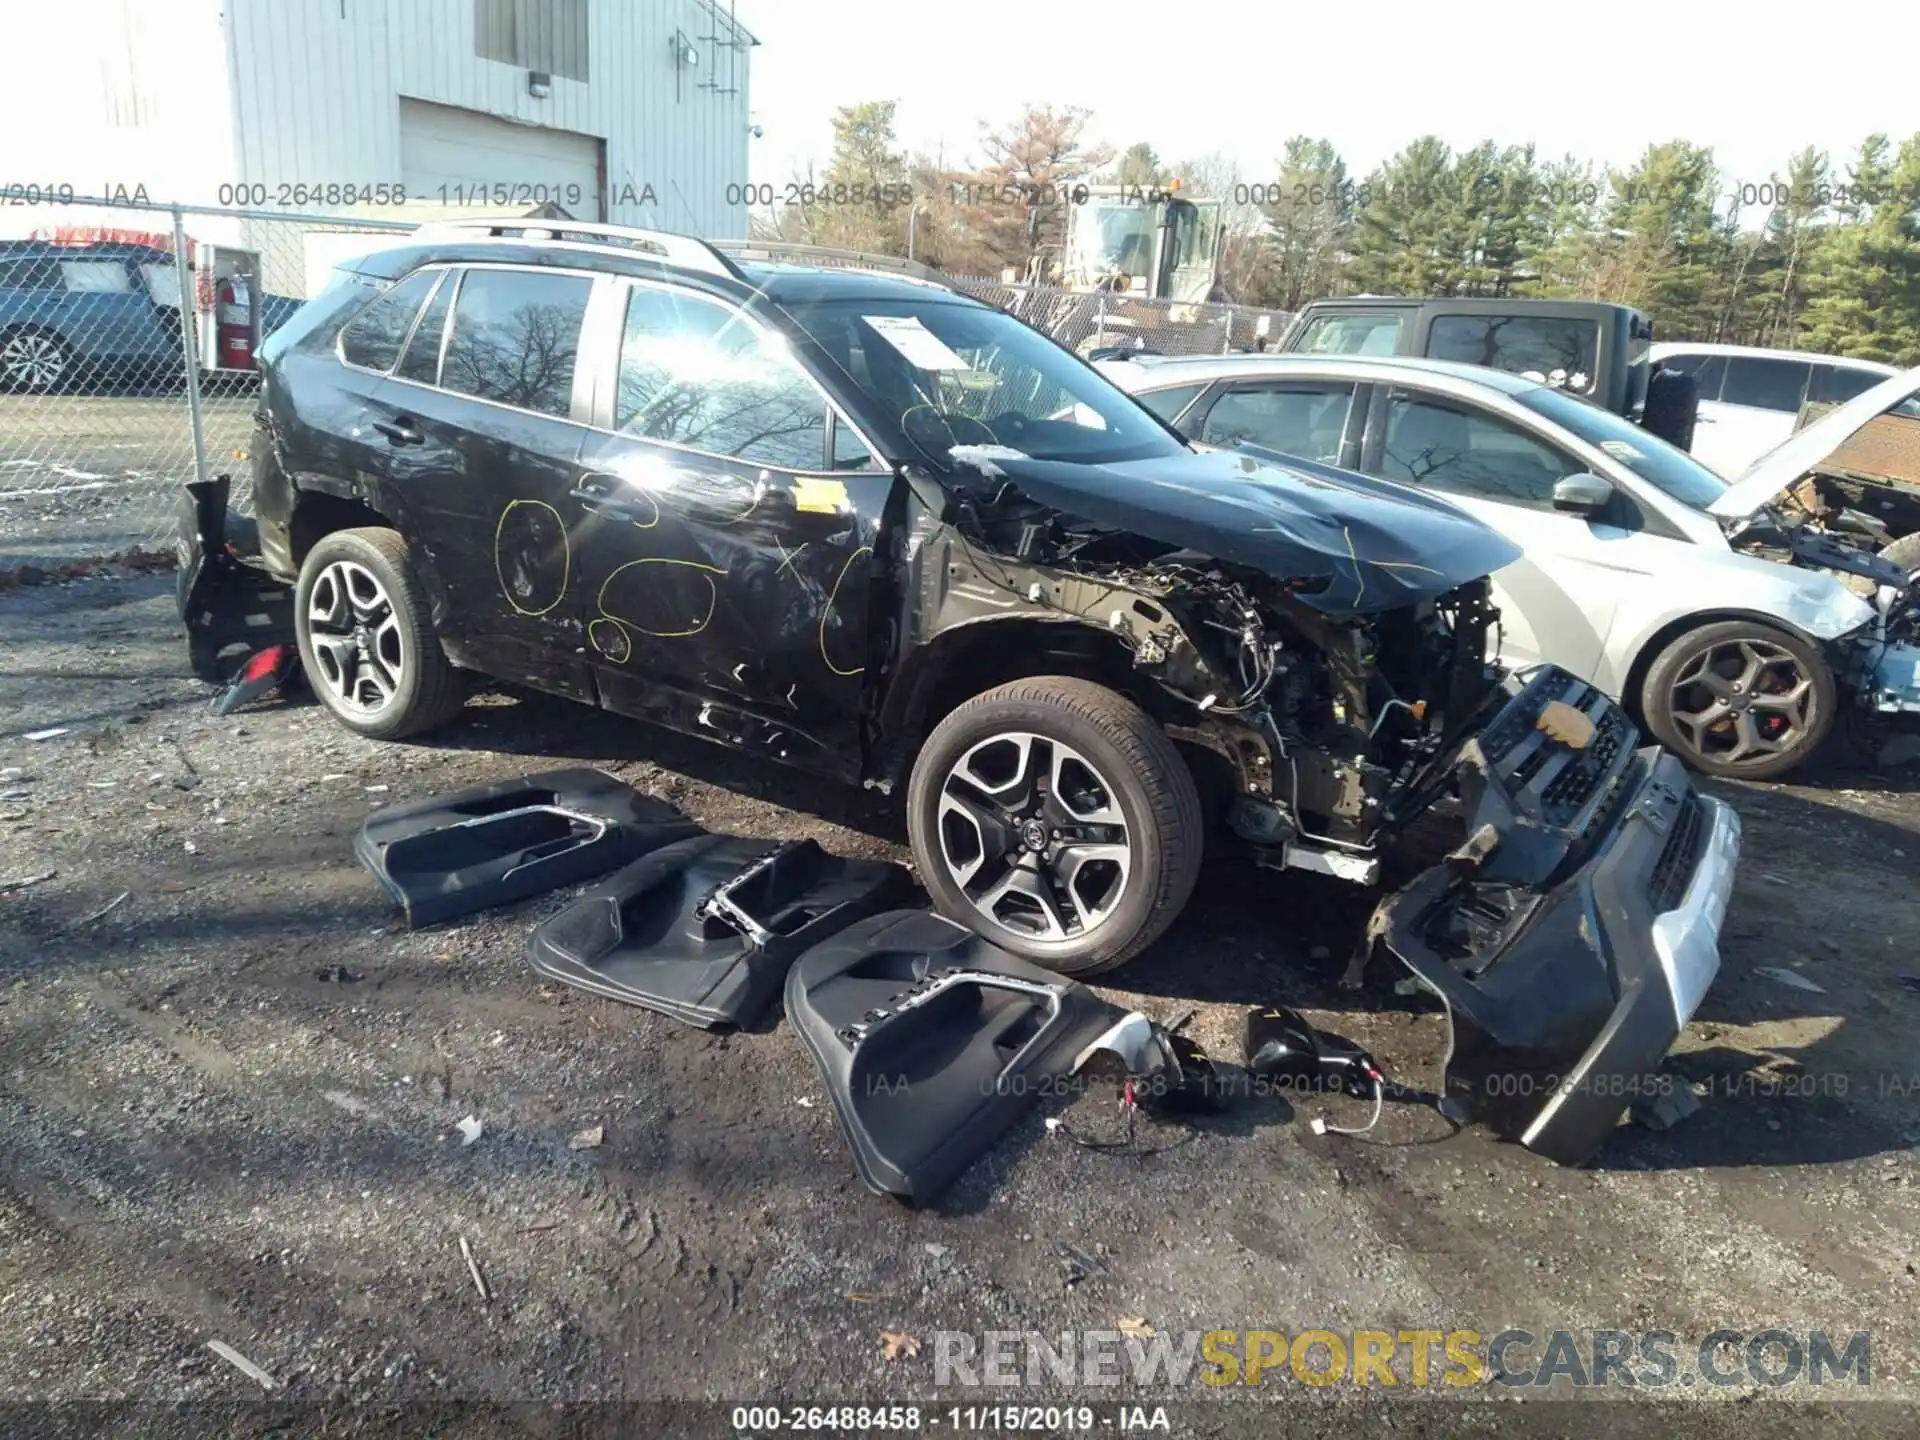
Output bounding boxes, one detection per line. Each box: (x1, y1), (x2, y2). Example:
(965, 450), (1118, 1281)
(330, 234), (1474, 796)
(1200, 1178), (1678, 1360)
(1377, 671), (1741, 1164)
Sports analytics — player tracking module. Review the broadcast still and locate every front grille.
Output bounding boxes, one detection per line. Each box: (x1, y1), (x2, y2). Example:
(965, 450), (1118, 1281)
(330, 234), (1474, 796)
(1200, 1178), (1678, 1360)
(1536, 707), (1632, 827)
(1650, 795), (1708, 911)
(1477, 668), (1639, 836)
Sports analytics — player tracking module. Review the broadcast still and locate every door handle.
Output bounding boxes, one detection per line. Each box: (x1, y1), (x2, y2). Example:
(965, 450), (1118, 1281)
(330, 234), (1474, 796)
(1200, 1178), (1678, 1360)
(372, 417), (423, 446)
(569, 473), (646, 522)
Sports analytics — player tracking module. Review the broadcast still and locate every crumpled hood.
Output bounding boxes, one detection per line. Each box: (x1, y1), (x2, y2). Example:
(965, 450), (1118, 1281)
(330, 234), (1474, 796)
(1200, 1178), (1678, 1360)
(1710, 365), (1920, 520)
(952, 443), (1521, 616)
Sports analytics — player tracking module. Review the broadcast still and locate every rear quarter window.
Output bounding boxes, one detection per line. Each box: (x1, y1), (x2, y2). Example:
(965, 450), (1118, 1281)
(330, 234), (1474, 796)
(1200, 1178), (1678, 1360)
(337, 269), (440, 373)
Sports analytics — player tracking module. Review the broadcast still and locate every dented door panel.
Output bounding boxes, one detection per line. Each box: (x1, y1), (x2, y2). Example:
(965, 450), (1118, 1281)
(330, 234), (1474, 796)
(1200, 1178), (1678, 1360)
(566, 430), (892, 774)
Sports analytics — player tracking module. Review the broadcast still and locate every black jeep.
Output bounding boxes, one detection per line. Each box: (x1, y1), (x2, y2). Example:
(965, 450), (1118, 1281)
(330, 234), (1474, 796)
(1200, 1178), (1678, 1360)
(194, 223), (1741, 1161)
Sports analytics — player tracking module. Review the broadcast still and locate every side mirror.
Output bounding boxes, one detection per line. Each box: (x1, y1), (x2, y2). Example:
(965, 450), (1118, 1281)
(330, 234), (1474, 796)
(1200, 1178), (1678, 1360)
(1552, 472), (1613, 516)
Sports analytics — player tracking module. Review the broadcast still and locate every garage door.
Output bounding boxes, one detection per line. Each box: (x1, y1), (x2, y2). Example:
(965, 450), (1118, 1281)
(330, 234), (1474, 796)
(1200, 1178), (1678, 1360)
(398, 98), (604, 221)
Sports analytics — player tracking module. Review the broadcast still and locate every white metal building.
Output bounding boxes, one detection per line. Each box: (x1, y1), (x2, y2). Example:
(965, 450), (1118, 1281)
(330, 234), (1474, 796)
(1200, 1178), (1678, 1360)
(10, 0), (756, 257)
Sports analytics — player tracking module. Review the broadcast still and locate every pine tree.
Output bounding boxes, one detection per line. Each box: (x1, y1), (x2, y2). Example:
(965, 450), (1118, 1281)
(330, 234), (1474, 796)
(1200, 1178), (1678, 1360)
(1801, 134), (1920, 363)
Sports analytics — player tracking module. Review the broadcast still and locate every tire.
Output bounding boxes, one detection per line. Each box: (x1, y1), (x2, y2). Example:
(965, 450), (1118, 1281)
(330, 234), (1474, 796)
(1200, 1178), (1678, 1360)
(294, 527), (465, 741)
(906, 676), (1204, 975)
(1879, 532), (1920, 579)
(1639, 619), (1836, 781)
(1642, 366), (1700, 452)
(0, 327), (74, 393)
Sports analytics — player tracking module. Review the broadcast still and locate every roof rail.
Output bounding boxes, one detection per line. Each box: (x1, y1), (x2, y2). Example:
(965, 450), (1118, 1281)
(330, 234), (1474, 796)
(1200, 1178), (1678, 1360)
(711, 240), (968, 295)
(407, 218), (744, 280)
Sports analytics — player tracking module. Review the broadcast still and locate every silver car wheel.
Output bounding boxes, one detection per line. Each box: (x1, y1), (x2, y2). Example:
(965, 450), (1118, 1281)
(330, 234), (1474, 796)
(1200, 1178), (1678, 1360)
(2, 332), (68, 391)
(935, 730), (1133, 943)
(306, 560), (406, 716)
(1667, 636), (1813, 769)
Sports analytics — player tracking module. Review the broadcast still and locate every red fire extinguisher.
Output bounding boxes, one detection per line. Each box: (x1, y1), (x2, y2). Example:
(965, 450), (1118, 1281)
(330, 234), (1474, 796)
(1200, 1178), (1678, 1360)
(215, 275), (254, 370)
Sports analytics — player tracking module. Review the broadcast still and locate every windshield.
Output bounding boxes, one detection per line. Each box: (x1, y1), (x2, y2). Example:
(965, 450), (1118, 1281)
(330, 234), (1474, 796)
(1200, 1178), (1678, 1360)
(1513, 384), (1730, 510)
(781, 297), (1189, 471)
(1067, 199), (1157, 290)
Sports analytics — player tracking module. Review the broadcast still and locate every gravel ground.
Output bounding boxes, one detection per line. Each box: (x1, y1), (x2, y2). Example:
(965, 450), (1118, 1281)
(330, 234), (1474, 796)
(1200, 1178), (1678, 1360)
(0, 394), (256, 565)
(3, 573), (1920, 1437)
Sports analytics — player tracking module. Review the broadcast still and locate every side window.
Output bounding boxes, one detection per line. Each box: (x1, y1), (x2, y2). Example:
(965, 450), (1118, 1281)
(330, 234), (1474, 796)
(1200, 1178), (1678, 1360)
(1135, 382), (1205, 423)
(1819, 364), (1890, 405)
(440, 267), (592, 417)
(0, 258), (64, 290)
(338, 269), (440, 373)
(59, 260), (135, 294)
(615, 286), (827, 470)
(1661, 351), (1728, 400)
(1426, 316), (1600, 393)
(1199, 383), (1354, 463)
(1721, 356), (1810, 413)
(393, 270), (455, 385)
(1295, 313), (1403, 356)
(1376, 391), (1576, 511)
(829, 416), (877, 471)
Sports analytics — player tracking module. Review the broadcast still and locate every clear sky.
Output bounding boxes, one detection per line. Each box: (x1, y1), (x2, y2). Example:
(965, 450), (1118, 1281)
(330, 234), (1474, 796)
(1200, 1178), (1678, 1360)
(741, 0), (1914, 198)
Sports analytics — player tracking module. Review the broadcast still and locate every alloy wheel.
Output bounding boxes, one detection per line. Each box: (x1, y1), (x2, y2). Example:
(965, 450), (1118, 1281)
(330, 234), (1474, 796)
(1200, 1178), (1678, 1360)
(306, 560), (406, 715)
(2, 332), (67, 391)
(1666, 636), (1814, 769)
(935, 731), (1133, 944)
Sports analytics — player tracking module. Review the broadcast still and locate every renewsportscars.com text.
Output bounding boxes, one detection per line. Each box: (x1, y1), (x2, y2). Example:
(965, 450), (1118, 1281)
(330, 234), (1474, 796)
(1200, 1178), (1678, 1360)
(933, 1328), (1871, 1389)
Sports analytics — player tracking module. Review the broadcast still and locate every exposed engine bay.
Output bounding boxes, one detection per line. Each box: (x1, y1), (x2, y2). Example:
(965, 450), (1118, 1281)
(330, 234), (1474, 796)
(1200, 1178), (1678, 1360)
(1725, 493), (1920, 715)
(919, 476), (1512, 882)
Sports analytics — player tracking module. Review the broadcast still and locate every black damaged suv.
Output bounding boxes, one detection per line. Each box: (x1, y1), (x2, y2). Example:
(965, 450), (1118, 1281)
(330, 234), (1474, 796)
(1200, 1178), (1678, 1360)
(229, 221), (1740, 1161)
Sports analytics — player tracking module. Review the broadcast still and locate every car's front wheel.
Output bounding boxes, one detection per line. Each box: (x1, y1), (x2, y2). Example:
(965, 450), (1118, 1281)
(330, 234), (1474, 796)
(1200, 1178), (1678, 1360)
(294, 527), (465, 741)
(1640, 619), (1836, 780)
(906, 677), (1203, 975)
(1, 328), (73, 392)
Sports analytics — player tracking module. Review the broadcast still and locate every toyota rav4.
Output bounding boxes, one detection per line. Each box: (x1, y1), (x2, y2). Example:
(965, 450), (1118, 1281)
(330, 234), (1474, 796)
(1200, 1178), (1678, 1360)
(216, 221), (1743, 1163)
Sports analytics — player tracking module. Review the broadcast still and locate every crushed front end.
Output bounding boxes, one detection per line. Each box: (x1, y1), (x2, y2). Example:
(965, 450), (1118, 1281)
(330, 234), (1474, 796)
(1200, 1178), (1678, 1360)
(1371, 667), (1740, 1165)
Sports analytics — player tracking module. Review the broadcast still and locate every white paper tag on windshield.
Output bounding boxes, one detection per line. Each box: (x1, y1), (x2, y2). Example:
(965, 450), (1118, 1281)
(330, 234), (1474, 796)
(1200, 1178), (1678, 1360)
(1599, 439), (1643, 461)
(862, 315), (971, 370)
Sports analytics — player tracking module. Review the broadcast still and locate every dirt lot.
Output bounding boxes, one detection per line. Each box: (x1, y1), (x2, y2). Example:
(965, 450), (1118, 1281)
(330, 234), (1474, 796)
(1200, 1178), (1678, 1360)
(3, 573), (1919, 1436)
(0, 394), (256, 565)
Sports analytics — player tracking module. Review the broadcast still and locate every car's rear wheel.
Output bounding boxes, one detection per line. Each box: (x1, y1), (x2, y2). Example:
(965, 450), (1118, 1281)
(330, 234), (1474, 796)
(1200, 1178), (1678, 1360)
(906, 677), (1203, 975)
(1640, 619), (1836, 780)
(294, 527), (465, 741)
(1, 328), (73, 393)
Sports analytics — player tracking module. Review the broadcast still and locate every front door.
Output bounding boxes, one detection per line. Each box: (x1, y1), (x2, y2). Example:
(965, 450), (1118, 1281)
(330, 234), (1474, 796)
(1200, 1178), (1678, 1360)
(369, 263), (599, 696)
(1362, 386), (1634, 681)
(1179, 377), (1361, 467)
(564, 279), (894, 774)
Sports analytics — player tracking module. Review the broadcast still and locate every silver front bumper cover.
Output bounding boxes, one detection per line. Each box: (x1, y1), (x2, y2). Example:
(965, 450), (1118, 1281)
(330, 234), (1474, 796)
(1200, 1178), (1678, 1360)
(1649, 797), (1742, 1029)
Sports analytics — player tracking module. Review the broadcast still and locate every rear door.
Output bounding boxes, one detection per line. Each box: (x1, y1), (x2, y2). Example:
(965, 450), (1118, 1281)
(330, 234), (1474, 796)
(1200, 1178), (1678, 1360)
(563, 279), (892, 773)
(368, 262), (599, 695)
(1361, 385), (1637, 679)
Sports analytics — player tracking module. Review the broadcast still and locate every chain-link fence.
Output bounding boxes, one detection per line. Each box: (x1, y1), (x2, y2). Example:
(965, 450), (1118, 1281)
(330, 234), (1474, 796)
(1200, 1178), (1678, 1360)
(950, 278), (1291, 359)
(0, 201), (1291, 568)
(0, 198), (413, 566)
